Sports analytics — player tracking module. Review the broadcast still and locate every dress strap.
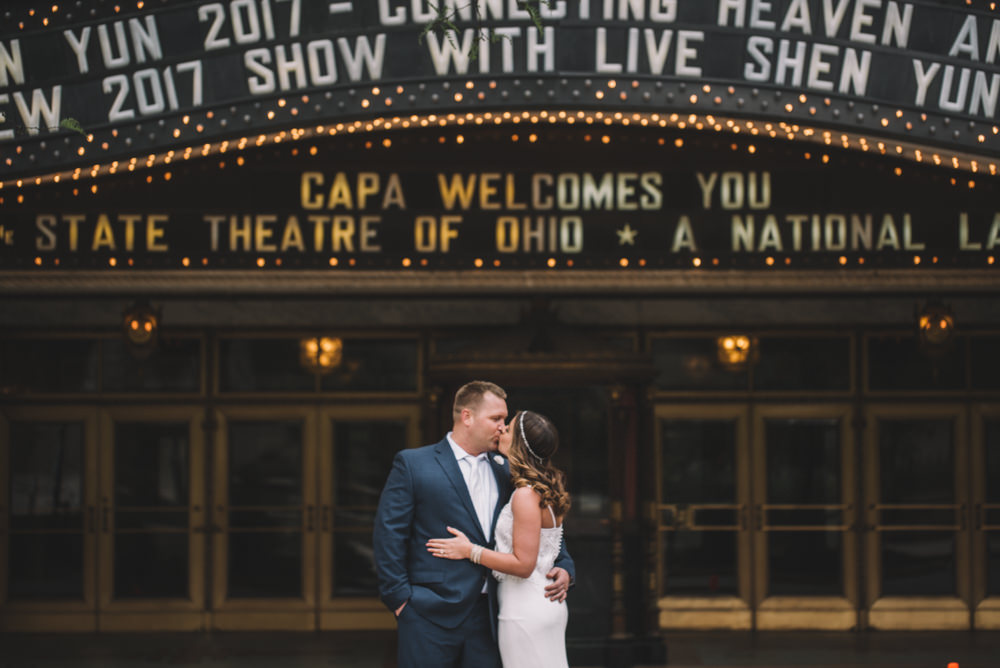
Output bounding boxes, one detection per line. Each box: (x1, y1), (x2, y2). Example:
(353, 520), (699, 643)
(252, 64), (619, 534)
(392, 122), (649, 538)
(547, 505), (557, 527)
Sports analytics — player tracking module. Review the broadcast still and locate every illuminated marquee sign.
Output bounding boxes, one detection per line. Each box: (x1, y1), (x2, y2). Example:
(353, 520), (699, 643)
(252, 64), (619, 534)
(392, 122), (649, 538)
(2, 1), (1000, 179)
(1, 129), (998, 270)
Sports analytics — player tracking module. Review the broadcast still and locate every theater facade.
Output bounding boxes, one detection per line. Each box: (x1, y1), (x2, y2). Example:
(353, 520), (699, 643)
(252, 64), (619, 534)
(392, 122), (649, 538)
(2, 0), (1000, 659)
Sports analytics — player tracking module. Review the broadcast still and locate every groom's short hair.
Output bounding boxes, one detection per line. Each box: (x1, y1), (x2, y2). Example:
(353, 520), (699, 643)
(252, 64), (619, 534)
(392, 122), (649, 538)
(453, 380), (507, 420)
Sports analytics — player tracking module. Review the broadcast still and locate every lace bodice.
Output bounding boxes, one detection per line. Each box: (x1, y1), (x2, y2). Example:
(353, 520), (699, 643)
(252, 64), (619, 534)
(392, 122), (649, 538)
(492, 497), (563, 583)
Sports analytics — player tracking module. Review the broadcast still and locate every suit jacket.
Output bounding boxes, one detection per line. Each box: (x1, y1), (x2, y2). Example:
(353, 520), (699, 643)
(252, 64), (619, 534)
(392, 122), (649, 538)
(373, 437), (575, 630)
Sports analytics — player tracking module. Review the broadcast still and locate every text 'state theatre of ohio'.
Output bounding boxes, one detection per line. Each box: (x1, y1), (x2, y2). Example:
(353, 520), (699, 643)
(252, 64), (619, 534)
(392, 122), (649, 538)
(2, 0), (1000, 660)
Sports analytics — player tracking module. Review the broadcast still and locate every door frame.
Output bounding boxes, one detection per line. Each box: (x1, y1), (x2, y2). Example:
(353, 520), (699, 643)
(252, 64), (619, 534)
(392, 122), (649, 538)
(654, 403), (752, 630)
(317, 403), (420, 630)
(752, 403), (858, 630)
(863, 403), (970, 630)
(211, 405), (318, 630)
(96, 406), (206, 631)
(972, 403), (1000, 629)
(0, 406), (99, 632)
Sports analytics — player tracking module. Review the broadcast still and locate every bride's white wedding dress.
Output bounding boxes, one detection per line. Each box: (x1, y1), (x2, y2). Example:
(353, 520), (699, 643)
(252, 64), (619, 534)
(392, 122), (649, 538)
(492, 497), (568, 668)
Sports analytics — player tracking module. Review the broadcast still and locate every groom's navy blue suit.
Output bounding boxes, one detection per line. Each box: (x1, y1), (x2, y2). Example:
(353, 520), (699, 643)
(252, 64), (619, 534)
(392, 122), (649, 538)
(374, 437), (575, 667)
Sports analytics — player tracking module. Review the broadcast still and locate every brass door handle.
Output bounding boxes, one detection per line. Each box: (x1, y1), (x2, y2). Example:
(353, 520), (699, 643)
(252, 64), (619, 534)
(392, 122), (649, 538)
(194, 524), (223, 534)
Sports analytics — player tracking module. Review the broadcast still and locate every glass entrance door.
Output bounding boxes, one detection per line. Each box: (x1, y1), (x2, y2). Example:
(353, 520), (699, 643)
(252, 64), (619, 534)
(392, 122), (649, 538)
(317, 405), (420, 629)
(655, 405), (751, 629)
(972, 405), (1000, 629)
(208, 403), (422, 631)
(97, 408), (205, 630)
(4, 403), (421, 632)
(212, 407), (317, 630)
(753, 405), (857, 630)
(864, 405), (970, 629)
(654, 404), (857, 630)
(0, 407), (98, 631)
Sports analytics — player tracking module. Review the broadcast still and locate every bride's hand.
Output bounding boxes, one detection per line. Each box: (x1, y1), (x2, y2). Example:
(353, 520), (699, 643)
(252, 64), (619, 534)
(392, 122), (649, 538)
(426, 527), (472, 560)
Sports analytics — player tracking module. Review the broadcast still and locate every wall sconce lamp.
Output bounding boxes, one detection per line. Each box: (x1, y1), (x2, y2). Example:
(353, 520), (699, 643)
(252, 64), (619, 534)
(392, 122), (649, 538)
(716, 334), (759, 371)
(122, 301), (160, 359)
(916, 302), (955, 352)
(299, 336), (343, 374)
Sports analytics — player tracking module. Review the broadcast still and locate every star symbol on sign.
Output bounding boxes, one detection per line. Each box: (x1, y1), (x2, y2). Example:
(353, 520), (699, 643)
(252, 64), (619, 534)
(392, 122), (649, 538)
(616, 224), (638, 246)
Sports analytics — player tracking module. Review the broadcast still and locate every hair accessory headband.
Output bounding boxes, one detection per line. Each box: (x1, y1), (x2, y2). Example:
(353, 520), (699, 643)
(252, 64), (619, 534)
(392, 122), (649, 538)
(519, 414), (544, 462)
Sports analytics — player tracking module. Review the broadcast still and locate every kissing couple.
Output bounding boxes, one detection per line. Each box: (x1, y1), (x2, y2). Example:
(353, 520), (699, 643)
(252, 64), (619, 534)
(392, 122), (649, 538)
(373, 380), (574, 667)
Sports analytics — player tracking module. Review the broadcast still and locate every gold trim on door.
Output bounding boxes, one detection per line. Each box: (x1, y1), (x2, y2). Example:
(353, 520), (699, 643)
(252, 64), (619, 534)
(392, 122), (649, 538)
(972, 403), (1000, 629)
(211, 406), (317, 631)
(753, 404), (857, 630)
(317, 404), (421, 630)
(864, 404), (970, 630)
(0, 406), (99, 632)
(654, 404), (751, 630)
(97, 407), (206, 631)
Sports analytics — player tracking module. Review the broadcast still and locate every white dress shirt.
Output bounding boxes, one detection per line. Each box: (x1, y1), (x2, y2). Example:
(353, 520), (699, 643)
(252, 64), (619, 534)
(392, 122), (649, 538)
(446, 432), (498, 538)
(447, 433), (497, 594)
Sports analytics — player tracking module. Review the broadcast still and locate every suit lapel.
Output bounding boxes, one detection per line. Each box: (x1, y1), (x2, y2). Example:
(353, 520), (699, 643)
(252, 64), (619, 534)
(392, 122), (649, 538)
(433, 440), (488, 543)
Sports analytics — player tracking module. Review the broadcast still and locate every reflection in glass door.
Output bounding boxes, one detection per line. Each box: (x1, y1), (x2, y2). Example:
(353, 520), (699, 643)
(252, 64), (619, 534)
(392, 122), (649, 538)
(754, 406), (856, 630)
(864, 406), (969, 629)
(0, 409), (97, 631)
(655, 405), (750, 629)
(98, 409), (205, 630)
(212, 408), (316, 630)
(318, 406), (420, 629)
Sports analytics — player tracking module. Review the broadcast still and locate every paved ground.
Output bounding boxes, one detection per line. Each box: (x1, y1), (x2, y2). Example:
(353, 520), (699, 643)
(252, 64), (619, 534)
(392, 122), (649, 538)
(1, 630), (998, 667)
(659, 632), (1000, 667)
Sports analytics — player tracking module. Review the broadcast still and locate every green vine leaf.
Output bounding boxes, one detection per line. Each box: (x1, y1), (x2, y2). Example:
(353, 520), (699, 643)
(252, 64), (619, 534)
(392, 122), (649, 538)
(521, 1), (546, 34)
(59, 118), (85, 135)
(421, 0), (552, 59)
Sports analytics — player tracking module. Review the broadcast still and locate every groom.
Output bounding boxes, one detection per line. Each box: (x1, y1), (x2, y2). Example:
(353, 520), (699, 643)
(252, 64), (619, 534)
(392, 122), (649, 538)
(373, 380), (575, 668)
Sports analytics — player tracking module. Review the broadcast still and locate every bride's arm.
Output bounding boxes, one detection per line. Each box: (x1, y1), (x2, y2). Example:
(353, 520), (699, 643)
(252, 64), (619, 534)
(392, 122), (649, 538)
(480, 486), (541, 578)
(426, 486), (542, 579)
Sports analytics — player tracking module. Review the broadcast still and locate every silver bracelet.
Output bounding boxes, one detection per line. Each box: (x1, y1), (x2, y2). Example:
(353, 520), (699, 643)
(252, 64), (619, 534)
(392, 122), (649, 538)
(470, 544), (484, 565)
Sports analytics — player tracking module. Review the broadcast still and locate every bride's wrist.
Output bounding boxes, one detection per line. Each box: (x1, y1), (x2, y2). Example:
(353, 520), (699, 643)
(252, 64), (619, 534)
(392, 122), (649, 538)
(469, 544), (484, 564)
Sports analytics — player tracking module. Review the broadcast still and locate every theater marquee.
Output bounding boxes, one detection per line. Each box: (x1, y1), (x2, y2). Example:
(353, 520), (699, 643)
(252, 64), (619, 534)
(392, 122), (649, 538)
(2, 0), (1000, 180)
(2, 128), (998, 272)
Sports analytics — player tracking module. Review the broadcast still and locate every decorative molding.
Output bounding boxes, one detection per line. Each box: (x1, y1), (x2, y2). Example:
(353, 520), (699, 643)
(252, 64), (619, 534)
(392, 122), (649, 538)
(1, 268), (998, 296)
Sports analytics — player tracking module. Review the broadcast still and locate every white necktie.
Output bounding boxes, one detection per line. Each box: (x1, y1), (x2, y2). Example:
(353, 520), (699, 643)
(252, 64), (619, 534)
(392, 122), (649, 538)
(467, 455), (491, 536)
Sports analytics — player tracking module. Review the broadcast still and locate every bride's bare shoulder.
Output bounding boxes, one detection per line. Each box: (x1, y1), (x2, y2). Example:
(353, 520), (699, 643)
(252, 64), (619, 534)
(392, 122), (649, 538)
(511, 485), (541, 501)
(510, 486), (543, 513)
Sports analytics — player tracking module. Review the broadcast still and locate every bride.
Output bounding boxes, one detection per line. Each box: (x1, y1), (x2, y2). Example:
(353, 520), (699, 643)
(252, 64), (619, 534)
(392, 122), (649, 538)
(427, 410), (571, 668)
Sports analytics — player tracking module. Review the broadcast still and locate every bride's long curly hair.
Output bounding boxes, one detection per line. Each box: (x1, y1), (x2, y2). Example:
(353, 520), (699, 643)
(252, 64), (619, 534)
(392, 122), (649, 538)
(508, 410), (571, 520)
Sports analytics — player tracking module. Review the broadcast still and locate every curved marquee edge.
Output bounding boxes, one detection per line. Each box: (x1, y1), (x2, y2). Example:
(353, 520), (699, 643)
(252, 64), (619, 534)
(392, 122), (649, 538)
(3, 105), (999, 200)
(4, 75), (1000, 184)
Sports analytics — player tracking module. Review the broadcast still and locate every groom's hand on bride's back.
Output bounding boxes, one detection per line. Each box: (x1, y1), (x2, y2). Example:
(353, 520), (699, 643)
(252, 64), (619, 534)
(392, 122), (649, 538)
(544, 567), (571, 603)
